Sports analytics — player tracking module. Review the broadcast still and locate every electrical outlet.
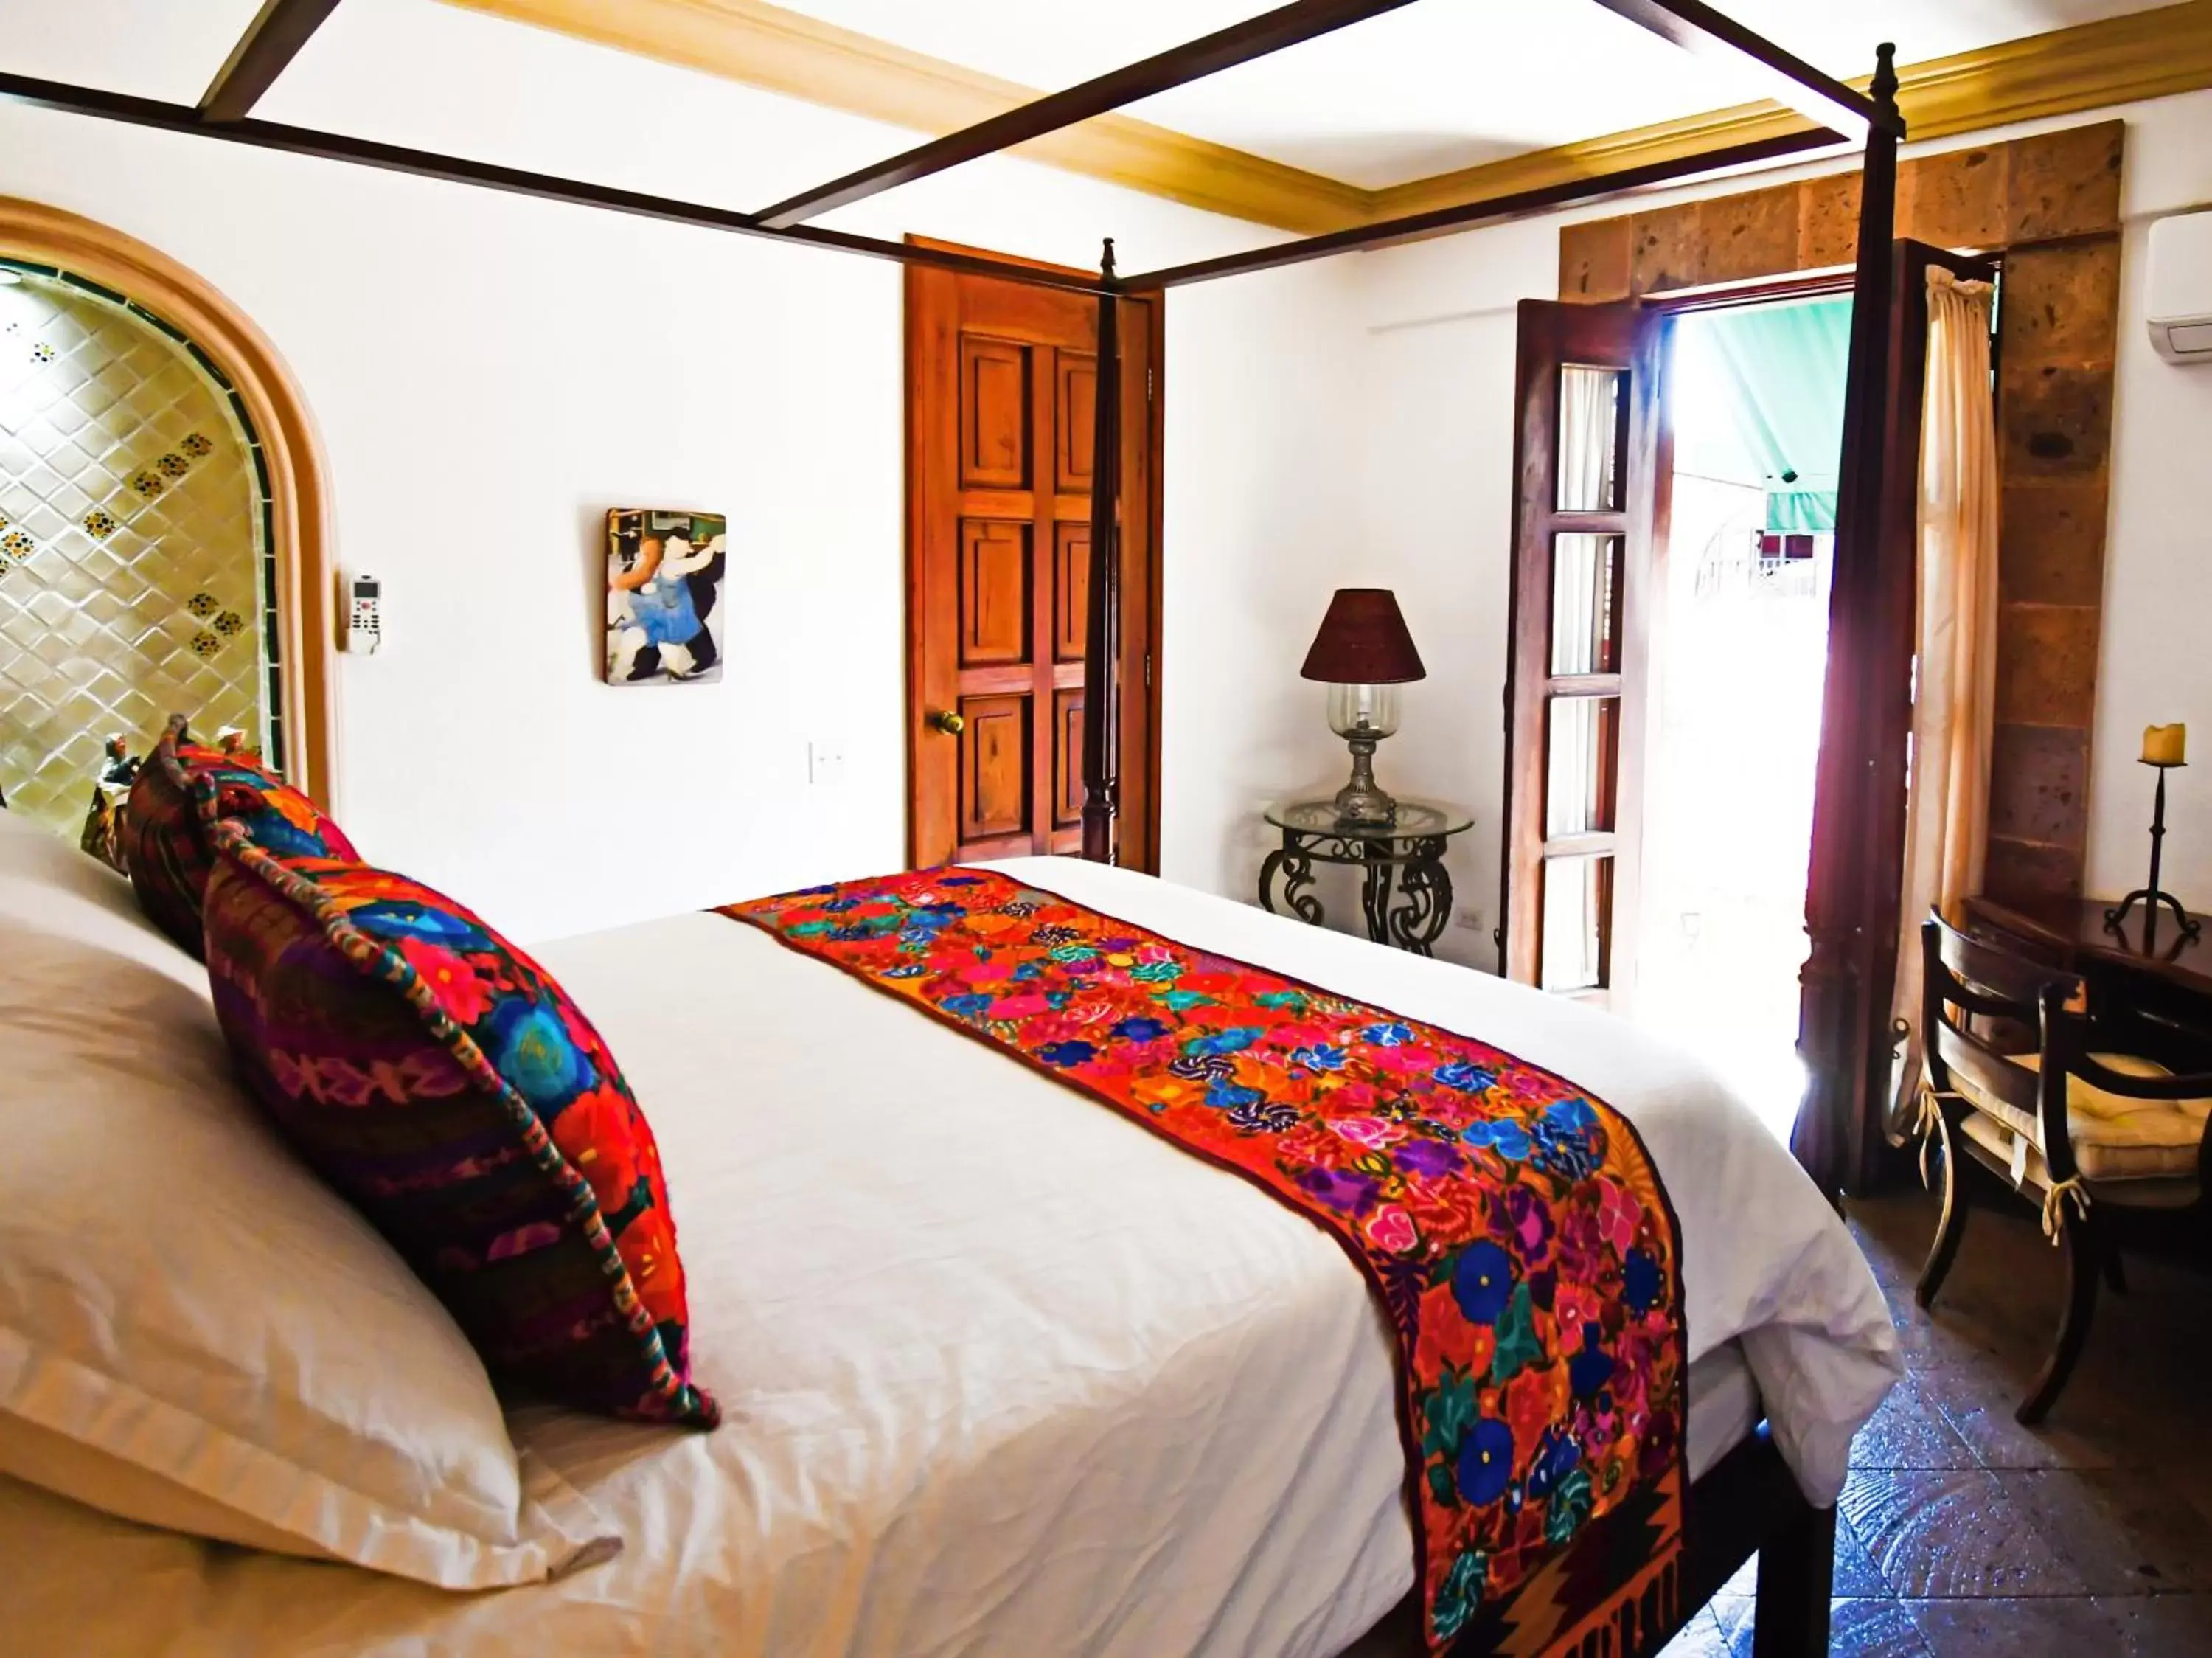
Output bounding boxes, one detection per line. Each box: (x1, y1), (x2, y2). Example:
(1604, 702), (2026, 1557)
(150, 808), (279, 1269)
(807, 740), (846, 786)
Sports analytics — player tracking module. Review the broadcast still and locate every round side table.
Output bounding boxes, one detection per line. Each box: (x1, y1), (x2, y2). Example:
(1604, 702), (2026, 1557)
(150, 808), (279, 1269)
(1258, 798), (1474, 957)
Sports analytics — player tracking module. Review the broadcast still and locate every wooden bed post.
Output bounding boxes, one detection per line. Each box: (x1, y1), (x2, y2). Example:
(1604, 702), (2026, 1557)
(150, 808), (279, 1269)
(1793, 44), (1902, 1200)
(1081, 239), (1124, 865)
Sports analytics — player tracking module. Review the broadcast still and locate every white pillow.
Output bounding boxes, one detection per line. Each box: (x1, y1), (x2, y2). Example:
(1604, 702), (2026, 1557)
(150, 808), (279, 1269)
(0, 805), (199, 989)
(0, 814), (619, 1587)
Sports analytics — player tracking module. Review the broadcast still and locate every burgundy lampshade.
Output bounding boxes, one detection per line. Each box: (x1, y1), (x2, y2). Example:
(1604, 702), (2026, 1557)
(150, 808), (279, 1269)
(1298, 588), (1426, 684)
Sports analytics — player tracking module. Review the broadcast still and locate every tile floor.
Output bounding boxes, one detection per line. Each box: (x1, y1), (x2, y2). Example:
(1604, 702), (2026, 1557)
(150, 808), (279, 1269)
(1661, 1187), (2212, 1655)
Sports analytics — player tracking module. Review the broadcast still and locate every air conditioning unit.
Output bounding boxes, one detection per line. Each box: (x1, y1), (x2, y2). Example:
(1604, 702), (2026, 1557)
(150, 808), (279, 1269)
(2146, 208), (2212, 364)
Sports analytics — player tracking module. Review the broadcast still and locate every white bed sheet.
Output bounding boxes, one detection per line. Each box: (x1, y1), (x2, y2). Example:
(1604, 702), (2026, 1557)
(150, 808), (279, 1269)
(0, 859), (1898, 1657)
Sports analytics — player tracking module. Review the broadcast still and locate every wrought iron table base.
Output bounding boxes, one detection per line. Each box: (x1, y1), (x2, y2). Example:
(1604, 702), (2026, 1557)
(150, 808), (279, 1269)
(1259, 830), (1455, 957)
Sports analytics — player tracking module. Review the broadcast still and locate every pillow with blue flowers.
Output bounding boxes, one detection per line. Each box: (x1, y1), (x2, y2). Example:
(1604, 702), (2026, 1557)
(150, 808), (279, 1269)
(123, 713), (356, 957)
(200, 827), (715, 1428)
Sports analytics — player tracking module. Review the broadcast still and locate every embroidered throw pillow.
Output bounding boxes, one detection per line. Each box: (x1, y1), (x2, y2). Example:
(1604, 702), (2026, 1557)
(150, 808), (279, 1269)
(124, 714), (357, 956)
(201, 832), (714, 1427)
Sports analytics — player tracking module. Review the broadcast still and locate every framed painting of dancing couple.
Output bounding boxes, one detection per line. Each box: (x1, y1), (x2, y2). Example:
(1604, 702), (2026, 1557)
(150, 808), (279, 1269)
(605, 507), (726, 684)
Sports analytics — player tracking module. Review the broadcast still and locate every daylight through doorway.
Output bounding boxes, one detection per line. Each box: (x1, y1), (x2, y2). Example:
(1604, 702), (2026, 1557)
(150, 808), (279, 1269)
(1632, 294), (1851, 1142)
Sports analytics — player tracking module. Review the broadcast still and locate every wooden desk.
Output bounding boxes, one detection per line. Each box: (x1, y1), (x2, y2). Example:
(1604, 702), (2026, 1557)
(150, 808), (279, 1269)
(1963, 895), (2212, 1062)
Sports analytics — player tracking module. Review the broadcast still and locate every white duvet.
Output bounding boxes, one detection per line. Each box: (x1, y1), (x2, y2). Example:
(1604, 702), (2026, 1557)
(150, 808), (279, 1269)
(0, 858), (1899, 1657)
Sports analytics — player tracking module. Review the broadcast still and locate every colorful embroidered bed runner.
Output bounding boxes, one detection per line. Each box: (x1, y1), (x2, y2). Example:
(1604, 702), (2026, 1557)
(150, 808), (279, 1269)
(724, 869), (1686, 1655)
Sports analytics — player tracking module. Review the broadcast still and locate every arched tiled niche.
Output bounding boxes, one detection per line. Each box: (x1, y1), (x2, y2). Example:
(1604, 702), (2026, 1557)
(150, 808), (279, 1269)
(0, 198), (333, 820)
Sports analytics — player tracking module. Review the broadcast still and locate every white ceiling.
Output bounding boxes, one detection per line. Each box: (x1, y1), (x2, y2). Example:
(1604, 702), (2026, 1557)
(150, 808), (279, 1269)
(0, 0), (2188, 195)
(786, 0), (2181, 186)
(2, 0), (270, 103)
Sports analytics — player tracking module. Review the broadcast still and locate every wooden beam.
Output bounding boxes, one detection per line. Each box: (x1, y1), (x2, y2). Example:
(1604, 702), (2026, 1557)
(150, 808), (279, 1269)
(441, 0), (1367, 235)
(0, 71), (1114, 296)
(1124, 125), (1843, 290)
(1080, 241), (1124, 865)
(1585, 0), (1892, 138)
(199, 0), (346, 122)
(444, 0), (2212, 234)
(755, 0), (1416, 226)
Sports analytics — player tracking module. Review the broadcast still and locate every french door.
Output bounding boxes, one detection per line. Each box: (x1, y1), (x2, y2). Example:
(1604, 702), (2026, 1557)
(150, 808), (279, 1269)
(1503, 251), (1993, 1200)
(1498, 299), (1669, 1001)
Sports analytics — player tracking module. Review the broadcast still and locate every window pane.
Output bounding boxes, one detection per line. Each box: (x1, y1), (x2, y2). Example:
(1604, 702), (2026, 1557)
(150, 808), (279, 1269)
(1541, 854), (1612, 993)
(1550, 533), (1622, 675)
(1557, 365), (1623, 512)
(1545, 695), (1618, 838)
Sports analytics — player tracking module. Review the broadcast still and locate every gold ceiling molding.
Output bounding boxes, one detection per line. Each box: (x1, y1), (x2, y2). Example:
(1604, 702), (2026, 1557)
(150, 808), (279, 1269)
(438, 0), (1367, 234)
(1372, 1), (2212, 221)
(442, 0), (2212, 235)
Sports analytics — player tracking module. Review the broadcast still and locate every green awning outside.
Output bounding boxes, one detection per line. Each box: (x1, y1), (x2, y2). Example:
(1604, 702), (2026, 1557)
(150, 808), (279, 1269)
(1765, 490), (1837, 534)
(1671, 295), (1852, 535)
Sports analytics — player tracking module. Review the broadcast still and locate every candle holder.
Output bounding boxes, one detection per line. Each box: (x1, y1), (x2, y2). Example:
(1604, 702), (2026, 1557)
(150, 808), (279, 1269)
(2104, 760), (2202, 946)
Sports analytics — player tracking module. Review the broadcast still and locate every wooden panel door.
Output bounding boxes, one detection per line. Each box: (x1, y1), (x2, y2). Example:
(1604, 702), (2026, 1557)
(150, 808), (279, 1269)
(1498, 299), (1669, 1001)
(907, 250), (1157, 869)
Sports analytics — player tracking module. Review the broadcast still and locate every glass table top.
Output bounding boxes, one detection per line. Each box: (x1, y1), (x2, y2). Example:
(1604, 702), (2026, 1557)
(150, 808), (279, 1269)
(1265, 797), (1473, 839)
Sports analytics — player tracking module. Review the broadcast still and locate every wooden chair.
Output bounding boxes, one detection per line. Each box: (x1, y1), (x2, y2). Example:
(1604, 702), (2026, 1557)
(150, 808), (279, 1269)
(1916, 914), (2212, 1423)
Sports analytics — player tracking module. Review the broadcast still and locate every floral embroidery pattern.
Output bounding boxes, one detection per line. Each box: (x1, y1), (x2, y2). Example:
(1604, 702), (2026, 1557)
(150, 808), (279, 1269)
(122, 713), (357, 957)
(729, 868), (1684, 1653)
(206, 833), (714, 1428)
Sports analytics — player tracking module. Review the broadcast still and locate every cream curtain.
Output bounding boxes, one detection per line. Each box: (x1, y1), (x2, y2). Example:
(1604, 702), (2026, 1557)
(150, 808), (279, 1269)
(1888, 268), (2000, 1138)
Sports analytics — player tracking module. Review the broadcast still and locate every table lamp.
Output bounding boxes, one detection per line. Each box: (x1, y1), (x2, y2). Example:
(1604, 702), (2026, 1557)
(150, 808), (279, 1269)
(1299, 588), (1426, 826)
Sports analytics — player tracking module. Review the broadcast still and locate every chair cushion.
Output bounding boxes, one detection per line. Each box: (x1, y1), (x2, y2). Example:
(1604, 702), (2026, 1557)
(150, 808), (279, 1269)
(122, 715), (357, 957)
(1951, 1051), (2208, 1182)
(201, 831), (715, 1428)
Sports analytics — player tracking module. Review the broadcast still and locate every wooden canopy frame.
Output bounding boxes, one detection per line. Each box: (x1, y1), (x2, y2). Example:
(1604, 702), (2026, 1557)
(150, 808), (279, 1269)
(4, 10), (1907, 1643)
(0, 0), (1903, 871)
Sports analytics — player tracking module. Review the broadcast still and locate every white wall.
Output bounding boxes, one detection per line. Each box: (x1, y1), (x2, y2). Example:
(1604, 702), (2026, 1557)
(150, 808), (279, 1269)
(2089, 94), (2212, 903)
(0, 0), (1360, 943)
(1349, 220), (1564, 965)
(1155, 263), (1371, 903)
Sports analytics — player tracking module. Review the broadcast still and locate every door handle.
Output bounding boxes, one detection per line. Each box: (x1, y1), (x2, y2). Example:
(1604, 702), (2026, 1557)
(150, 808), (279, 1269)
(931, 709), (966, 736)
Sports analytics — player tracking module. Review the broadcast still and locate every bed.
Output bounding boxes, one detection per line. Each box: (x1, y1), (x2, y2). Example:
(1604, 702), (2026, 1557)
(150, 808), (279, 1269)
(1, 847), (1897, 1657)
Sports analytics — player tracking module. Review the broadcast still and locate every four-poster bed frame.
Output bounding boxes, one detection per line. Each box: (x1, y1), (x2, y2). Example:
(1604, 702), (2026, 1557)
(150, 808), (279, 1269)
(3, 1), (1910, 1647)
